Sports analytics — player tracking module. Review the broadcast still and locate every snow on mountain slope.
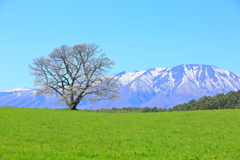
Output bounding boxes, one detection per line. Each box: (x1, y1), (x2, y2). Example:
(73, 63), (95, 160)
(0, 89), (65, 109)
(0, 88), (32, 92)
(112, 70), (146, 85)
(1, 64), (240, 109)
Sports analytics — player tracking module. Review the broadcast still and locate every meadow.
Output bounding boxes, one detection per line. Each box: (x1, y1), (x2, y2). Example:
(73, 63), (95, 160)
(0, 107), (240, 159)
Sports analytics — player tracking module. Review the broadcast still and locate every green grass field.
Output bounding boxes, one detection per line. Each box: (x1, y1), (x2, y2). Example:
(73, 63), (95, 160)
(0, 107), (240, 159)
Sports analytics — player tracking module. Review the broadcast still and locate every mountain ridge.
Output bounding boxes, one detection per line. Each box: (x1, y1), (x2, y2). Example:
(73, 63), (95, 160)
(1, 64), (240, 109)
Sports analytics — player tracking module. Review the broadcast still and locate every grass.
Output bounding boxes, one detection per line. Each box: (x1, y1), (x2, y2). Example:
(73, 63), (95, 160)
(0, 107), (240, 159)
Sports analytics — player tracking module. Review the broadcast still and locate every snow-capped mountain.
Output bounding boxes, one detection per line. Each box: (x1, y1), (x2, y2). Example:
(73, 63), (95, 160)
(1, 64), (240, 109)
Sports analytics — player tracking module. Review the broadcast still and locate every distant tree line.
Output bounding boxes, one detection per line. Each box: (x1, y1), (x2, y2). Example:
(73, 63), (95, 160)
(95, 107), (169, 113)
(172, 90), (240, 111)
(94, 90), (240, 113)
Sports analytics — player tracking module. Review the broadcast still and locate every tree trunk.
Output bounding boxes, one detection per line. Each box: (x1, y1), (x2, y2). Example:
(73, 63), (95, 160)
(69, 103), (78, 110)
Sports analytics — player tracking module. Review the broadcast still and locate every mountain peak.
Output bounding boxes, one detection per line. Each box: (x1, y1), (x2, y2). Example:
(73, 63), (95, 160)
(109, 64), (240, 108)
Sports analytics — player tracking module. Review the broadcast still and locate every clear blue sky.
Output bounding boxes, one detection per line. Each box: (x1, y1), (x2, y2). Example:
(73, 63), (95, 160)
(1, 0), (240, 91)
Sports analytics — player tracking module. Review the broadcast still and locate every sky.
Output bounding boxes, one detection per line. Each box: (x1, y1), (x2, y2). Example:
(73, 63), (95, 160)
(0, 0), (240, 91)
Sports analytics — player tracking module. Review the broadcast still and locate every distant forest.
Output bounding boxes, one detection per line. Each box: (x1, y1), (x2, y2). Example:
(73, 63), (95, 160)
(95, 90), (240, 113)
(172, 90), (240, 111)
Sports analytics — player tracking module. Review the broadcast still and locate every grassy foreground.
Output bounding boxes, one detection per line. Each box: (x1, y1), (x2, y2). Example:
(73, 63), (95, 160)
(0, 107), (240, 159)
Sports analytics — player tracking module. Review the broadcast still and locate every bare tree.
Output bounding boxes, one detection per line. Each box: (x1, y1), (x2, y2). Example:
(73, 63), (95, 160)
(29, 43), (119, 110)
